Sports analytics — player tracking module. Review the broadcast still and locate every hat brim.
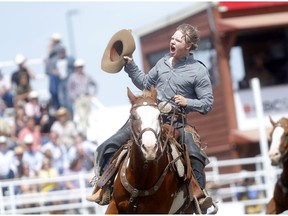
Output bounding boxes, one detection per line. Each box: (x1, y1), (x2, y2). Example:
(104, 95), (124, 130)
(101, 29), (136, 73)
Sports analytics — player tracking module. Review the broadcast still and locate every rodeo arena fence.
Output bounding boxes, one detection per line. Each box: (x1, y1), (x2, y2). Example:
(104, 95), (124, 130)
(0, 58), (284, 214)
(0, 156), (282, 214)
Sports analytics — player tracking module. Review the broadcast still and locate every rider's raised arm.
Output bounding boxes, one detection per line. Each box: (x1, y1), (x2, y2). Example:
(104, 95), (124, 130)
(124, 58), (158, 91)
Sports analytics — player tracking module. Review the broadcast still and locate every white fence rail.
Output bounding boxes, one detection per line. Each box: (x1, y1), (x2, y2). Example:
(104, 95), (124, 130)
(0, 156), (283, 214)
(0, 172), (107, 214)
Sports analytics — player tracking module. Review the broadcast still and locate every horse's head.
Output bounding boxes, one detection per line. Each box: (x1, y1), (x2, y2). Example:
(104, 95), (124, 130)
(269, 116), (288, 165)
(127, 86), (161, 161)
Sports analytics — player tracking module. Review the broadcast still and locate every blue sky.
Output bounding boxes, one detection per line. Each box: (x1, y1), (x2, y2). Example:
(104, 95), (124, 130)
(0, 1), (196, 107)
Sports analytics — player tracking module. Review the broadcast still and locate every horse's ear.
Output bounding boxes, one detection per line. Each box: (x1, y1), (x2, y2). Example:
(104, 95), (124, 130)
(269, 115), (276, 126)
(150, 85), (157, 101)
(127, 87), (136, 104)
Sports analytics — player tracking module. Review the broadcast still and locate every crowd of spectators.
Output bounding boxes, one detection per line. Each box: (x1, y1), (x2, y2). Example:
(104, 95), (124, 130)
(0, 33), (98, 211)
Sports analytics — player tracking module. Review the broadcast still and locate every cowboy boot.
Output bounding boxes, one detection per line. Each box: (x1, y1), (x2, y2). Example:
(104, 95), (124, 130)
(198, 189), (213, 214)
(86, 186), (101, 203)
(86, 185), (111, 205)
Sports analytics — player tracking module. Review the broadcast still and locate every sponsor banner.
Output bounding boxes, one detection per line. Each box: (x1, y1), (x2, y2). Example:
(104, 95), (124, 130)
(234, 84), (288, 130)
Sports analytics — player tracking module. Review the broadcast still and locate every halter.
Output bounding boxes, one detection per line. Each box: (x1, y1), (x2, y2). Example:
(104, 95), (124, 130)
(129, 102), (165, 155)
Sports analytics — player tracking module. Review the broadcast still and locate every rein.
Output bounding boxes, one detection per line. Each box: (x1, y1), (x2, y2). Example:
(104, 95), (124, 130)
(120, 144), (182, 199)
(123, 99), (182, 208)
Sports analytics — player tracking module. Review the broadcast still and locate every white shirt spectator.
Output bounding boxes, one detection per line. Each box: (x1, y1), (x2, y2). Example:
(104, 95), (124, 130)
(22, 149), (44, 175)
(0, 149), (14, 178)
(41, 140), (69, 174)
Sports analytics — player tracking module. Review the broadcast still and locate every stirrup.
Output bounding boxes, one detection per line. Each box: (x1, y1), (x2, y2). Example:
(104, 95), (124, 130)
(198, 189), (213, 214)
(86, 186), (101, 202)
(86, 186), (111, 205)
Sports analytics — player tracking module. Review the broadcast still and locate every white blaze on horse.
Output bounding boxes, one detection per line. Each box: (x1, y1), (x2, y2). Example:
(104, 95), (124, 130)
(266, 116), (288, 214)
(133, 101), (161, 160)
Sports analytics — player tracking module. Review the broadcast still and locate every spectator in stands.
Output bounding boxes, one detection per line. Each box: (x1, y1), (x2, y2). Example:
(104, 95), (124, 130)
(11, 53), (35, 99)
(14, 73), (32, 103)
(45, 33), (63, 111)
(51, 107), (77, 149)
(24, 91), (42, 124)
(12, 146), (25, 178)
(38, 157), (60, 192)
(63, 156), (85, 213)
(41, 131), (69, 174)
(53, 46), (74, 116)
(240, 53), (275, 88)
(0, 135), (15, 180)
(0, 98), (6, 116)
(22, 134), (43, 176)
(38, 157), (63, 213)
(39, 102), (56, 144)
(0, 135), (15, 195)
(18, 116), (42, 151)
(236, 176), (263, 214)
(68, 133), (96, 172)
(67, 59), (97, 135)
(11, 54), (35, 89)
(11, 107), (26, 146)
(0, 70), (14, 108)
(17, 163), (39, 209)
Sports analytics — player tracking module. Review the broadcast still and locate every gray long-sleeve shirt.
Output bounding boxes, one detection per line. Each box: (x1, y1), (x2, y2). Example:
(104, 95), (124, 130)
(124, 53), (214, 114)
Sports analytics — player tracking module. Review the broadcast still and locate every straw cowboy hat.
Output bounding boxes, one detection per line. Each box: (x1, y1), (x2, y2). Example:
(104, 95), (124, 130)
(56, 107), (69, 116)
(101, 29), (136, 73)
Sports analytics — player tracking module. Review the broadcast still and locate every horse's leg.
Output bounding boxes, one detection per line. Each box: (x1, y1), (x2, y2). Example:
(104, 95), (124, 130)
(266, 198), (277, 214)
(105, 200), (118, 214)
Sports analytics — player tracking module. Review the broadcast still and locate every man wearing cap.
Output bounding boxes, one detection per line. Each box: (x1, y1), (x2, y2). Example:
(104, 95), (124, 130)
(18, 116), (42, 151)
(0, 136), (15, 180)
(22, 134), (44, 176)
(67, 58), (97, 103)
(45, 33), (63, 110)
(53, 46), (75, 115)
(51, 107), (77, 149)
(11, 54), (35, 89)
(67, 59), (97, 134)
(24, 91), (41, 123)
(89, 24), (214, 213)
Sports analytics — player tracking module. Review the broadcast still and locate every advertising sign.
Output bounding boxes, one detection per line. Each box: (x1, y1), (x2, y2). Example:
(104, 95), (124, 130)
(234, 84), (288, 130)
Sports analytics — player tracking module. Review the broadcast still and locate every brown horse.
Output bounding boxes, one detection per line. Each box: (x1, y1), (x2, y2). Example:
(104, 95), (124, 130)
(105, 86), (204, 214)
(266, 117), (288, 214)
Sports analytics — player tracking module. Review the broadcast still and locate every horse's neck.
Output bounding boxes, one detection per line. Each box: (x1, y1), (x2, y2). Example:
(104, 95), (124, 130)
(129, 144), (168, 187)
(280, 158), (288, 185)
